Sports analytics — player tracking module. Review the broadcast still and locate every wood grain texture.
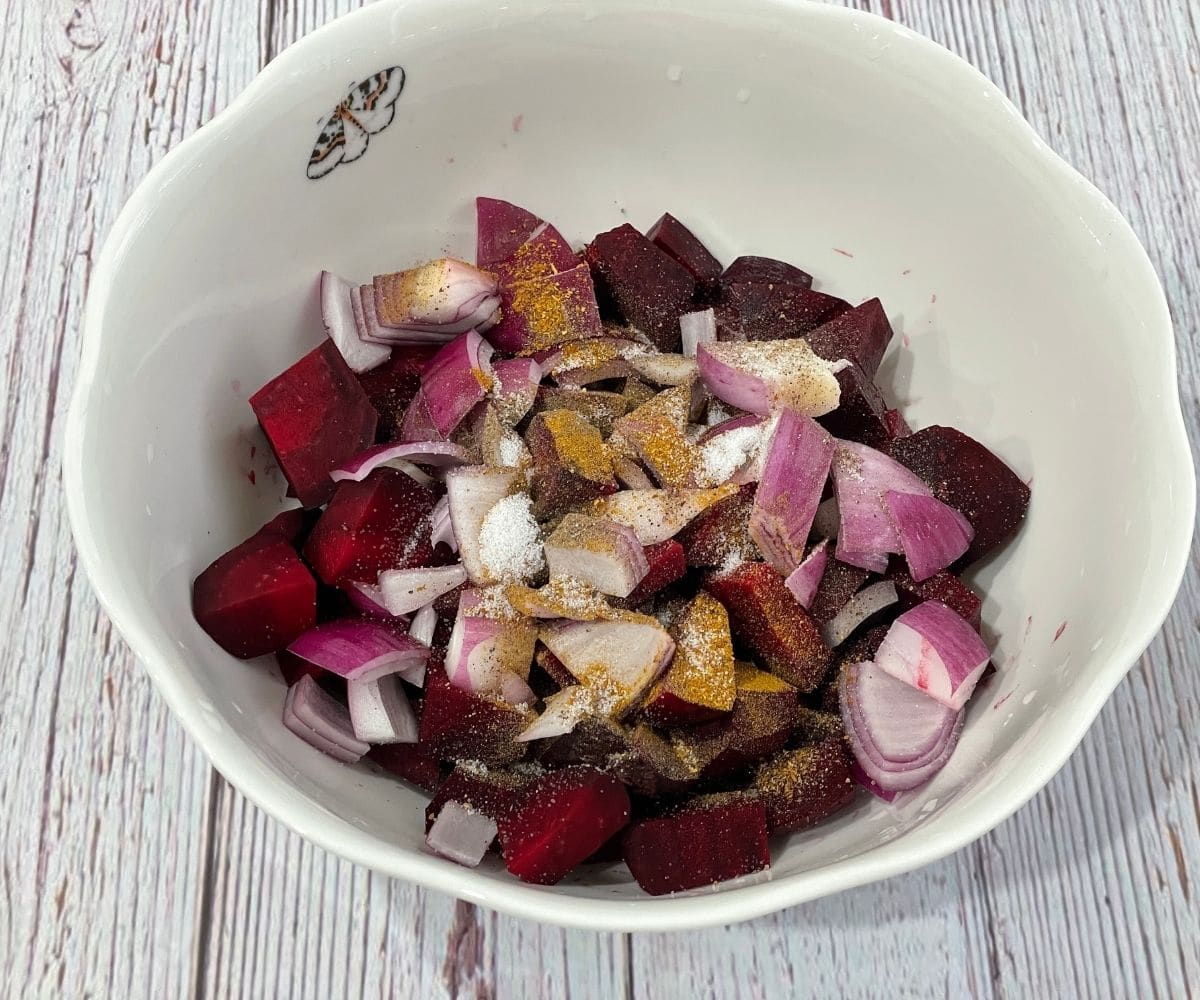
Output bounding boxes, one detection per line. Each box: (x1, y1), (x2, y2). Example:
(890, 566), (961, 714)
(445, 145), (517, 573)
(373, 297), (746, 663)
(0, 0), (1195, 998)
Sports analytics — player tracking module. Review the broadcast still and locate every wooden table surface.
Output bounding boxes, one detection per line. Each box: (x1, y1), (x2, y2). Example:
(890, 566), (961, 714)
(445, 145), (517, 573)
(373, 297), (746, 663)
(3, 1), (1197, 997)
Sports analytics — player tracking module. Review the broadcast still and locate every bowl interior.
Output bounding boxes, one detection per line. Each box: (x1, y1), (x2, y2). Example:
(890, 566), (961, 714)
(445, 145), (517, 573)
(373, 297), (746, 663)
(69, 0), (1190, 922)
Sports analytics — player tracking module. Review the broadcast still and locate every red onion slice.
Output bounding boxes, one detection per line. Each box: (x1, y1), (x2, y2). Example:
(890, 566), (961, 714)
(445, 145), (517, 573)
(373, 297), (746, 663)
(810, 495), (840, 541)
(679, 308), (717, 358)
(347, 672), (419, 743)
(444, 465), (522, 583)
(321, 271), (391, 373)
(420, 330), (496, 437)
(697, 414), (768, 487)
(425, 800), (499, 868)
(613, 456), (655, 490)
(749, 409), (834, 573)
(821, 580), (899, 648)
(785, 540), (829, 610)
(539, 618), (675, 713)
(839, 660), (963, 793)
(627, 353), (700, 387)
(696, 339), (842, 416)
(884, 490), (974, 582)
(356, 282), (456, 345)
(490, 357), (543, 425)
(544, 515), (650, 598)
(331, 441), (472, 483)
(594, 486), (737, 545)
(874, 601), (991, 710)
(516, 685), (596, 742)
(378, 564), (469, 616)
(283, 675), (370, 762)
(398, 390), (448, 443)
(429, 495), (458, 552)
(373, 259), (501, 334)
(444, 590), (538, 699)
(287, 620), (430, 684)
(344, 581), (397, 618)
(408, 602), (438, 648)
(832, 440), (932, 570)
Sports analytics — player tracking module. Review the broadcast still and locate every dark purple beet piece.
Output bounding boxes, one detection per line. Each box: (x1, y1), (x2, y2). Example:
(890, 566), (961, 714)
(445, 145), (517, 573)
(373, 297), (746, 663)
(355, 344), (439, 441)
(612, 539), (687, 609)
(367, 741), (443, 793)
(419, 666), (529, 765)
(753, 738), (856, 833)
(425, 763), (535, 833)
(302, 468), (437, 585)
(882, 408), (912, 440)
(720, 255), (812, 289)
(250, 340), (378, 508)
(807, 558), (870, 625)
(645, 213), (723, 293)
(805, 298), (894, 380)
(817, 362), (889, 446)
(193, 528), (317, 658)
(584, 224), (696, 351)
(887, 558), (983, 631)
(887, 426), (1031, 561)
(676, 484), (757, 568)
(476, 197), (541, 267)
(722, 282), (850, 342)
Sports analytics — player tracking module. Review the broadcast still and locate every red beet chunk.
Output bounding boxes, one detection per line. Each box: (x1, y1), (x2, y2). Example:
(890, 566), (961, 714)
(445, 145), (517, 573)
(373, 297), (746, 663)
(817, 362), (889, 446)
(646, 212), (723, 292)
(753, 738), (856, 833)
(419, 667), (529, 765)
(532, 644), (577, 692)
(641, 689), (725, 728)
(882, 408), (912, 440)
(491, 223), (580, 286)
(261, 507), (320, 545)
(250, 340), (378, 508)
(355, 345), (439, 441)
(622, 794), (769, 895)
(722, 282), (850, 342)
(614, 540), (687, 608)
(585, 224), (696, 351)
(793, 705), (845, 747)
(676, 484), (758, 568)
(526, 410), (618, 518)
(476, 196), (542, 267)
(808, 558), (871, 625)
(887, 559), (983, 631)
(425, 763), (535, 834)
(193, 527), (316, 658)
(705, 562), (831, 692)
(721, 255), (812, 289)
(498, 766), (631, 884)
(540, 718), (697, 797)
(887, 426), (1030, 562)
(805, 298), (894, 380)
(367, 741), (443, 793)
(303, 468), (437, 585)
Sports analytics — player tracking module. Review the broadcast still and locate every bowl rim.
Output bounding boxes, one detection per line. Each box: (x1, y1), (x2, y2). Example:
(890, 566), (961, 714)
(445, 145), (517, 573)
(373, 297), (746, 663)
(63, 0), (1195, 930)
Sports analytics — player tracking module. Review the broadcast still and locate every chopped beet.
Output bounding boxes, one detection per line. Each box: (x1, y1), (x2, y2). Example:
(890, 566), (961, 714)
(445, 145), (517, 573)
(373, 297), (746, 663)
(887, 559), (983, 631)
(532, 645), (577, 692)
(753, 738), (856, 833)
(808, 558), (871, 625)
(491, 223), (579, 286)
(805, 298), (894, 380)
(817, 362), (889, 446)
(642, 593), (736, 727)
(883, 407), (912, 440)
(260, 507), (316, 545)
(425, 763), (535, 834)
(419, 667), (530, 765)
(614, 540), (687, 608)
(533, 386), (628, 437)
(721, 282), (850, 342)
(498, 766), (631, 884)
(193, 527), (316, 658)
(705, 562), (831, 692)
(538, 716), (628, 767)
(367, 741), (443, 793)
(646, 212), (723, 293)
(792, 705), (845, 747)
(720, 256), (812, 289)
(526, 409), (618, 518)
(303, 468), (438, 585)
(274, 648), (349, 701)
(641, 689), (726, 728)
(476, 196), (542, 267)
(488, 264), (605, 355)
(676, 484), (758, 568)
(622, 793), (769, 895)
(585, 224), (696, 351)
(249, 340), (378, 508)
(355, 345), (439, 441)
(887, 426), (1030, 562)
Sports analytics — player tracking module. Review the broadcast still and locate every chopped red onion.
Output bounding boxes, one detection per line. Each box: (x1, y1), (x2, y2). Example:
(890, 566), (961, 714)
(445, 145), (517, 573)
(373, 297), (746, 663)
(696, 339), (842, 416)
(536, 337), (647, 387)
(874, 601), (991, 710)
(884, 490), (974, 582)
(840, 659), (963, 792)
(321, 271), (390, 373)
(539, 618), (675, 712)
(613, 456), (655, 490)
(679, 308), (717, 358)
(831, 440), (932, 570)
(378, 564), (469, 616)
(419, 330), (496, 437)
(344, 581), (396, 618)
(516, 685), (595, 742)
(287, 620), (429, 684)
(283, 675), (369, 762)
(490, 357), (543, 425)
(444, 590), (538, 699)
(785, 540), (829, 610)
(408, 602), (438, 647)
(373, 258), (501, 334)
(497, 670), (537, 707)
(749, 409), (834, 573)
(594, 486), (737, 545)
(398, 390), (447, 443)
(444, 465), (522, 583)
(356, 282), (456, 345)
(697, 413), (768, 486)
(347, 672), (419, 743)
(544, 515), (650, 598)
(425, 800), (499, 868)
(429, 494), (458, 552)
(627, 353), (699, 387)
(330, 440), (472, 482)
(821, 580), (899, 648)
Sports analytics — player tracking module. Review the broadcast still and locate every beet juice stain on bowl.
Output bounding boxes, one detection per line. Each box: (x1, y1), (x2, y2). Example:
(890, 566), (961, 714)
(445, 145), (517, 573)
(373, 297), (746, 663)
(190, 197), (1032, 895)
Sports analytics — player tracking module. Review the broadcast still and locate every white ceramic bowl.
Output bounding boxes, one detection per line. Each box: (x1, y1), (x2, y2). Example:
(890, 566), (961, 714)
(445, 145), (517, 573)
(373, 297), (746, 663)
(65, 0), (1194, 930)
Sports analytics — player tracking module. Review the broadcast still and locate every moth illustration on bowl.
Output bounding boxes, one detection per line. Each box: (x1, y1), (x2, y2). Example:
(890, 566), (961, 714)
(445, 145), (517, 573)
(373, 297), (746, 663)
(307, 66), (405, 179)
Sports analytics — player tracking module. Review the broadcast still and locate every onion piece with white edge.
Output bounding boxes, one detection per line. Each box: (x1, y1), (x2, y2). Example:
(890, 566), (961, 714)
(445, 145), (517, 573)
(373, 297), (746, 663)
(591, 485), (738, 545)
(679, 308), (716, 358)
(283, 675), (369, 762)
(839, 659), (963, 793)
(373, 258), (501, 334)
(425, 800), (499, 868)
(516, 685), (598, 742)
(444, 465), (522, 583)
(884, 490), (974, 582)
(356, 282), (456, 345)
(429, 495), (457, 552)
(696, 414), (768, 487)
(544, 514), (649, 598)
(378, 564), (469, 616)
(627, 352), (699, 387)
(785, 540), (829, 610)
(347, 672), (419, 743)
(612, 456), (655, 491)
(874, 601), (991, 710)
(344, 581), (396, 618)
(287, 620), (429, 685)
(408, 602), (438, 648)
(320, 271), (390, 373)
(418, 330), (497, 437)
(444, 590), (538, 699)
(490, 357), (543, 426)
(821, 580), (899, 648)
(696, 338), (843, 417)
(539, 618), (675, 714)
(749, 409), (835, 573)
(331, 440), (472, 483)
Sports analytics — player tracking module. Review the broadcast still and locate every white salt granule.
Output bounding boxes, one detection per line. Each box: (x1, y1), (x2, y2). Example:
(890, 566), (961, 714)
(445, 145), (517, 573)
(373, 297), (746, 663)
(478, 493), (544, 582)
(698, 423), (766, 486)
